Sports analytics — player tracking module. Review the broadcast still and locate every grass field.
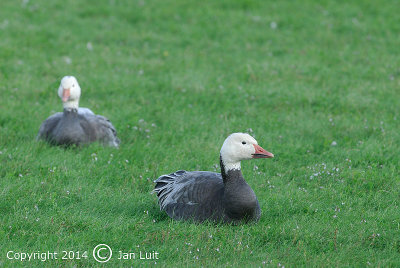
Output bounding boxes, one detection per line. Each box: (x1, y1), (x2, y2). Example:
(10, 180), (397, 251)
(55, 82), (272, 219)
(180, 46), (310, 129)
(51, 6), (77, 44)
(1, 0), (399, 266)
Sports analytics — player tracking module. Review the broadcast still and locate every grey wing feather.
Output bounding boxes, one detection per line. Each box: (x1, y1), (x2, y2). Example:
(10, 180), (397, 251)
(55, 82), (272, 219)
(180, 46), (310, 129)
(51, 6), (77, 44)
(154, 171), (224, 221)
(87, 114), (120, 148)
(37, 112), (63, 141)
(78, 107), (95, 116)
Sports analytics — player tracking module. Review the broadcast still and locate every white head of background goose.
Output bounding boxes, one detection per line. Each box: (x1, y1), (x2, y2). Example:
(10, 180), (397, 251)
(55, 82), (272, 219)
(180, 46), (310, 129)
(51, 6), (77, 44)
(58, 76), (81, 110)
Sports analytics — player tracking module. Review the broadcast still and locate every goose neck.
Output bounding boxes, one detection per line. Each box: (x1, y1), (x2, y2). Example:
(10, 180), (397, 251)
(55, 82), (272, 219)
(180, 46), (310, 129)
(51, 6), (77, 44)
(63, 99), (79, 110)
(220, 154), (243, 184)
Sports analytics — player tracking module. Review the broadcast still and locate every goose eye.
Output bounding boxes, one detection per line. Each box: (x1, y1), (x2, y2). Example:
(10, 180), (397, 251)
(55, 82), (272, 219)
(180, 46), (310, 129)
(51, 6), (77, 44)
(242, 141), (246, 145)
(72, 84), (75, 87)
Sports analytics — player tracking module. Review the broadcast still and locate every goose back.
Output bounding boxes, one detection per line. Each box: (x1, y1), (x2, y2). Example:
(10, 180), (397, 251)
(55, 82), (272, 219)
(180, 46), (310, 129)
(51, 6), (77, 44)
(154, 170), (225, 222)
(37, 109), (119, 147)
(154, 170), (260, 223)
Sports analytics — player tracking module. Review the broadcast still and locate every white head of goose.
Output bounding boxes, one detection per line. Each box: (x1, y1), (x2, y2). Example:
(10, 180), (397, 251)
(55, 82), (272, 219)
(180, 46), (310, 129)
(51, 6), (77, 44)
(154, 132), (274, 224)
(57, 76), (93, 115)
(37, 76), (120, 147)
(58, 76), (81, 110)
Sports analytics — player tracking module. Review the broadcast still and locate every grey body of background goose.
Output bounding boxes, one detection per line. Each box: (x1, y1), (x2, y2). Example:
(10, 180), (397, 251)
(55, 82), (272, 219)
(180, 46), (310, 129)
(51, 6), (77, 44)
(37, 76), (119, 147)
(154, 133), (274, 223)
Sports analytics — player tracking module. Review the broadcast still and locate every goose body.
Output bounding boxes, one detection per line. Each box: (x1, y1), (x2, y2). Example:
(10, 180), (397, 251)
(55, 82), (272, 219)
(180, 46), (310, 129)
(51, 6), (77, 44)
(154, 133), (274, 223)
(78, 107), (94, 116)
(37, 76), (119, 147)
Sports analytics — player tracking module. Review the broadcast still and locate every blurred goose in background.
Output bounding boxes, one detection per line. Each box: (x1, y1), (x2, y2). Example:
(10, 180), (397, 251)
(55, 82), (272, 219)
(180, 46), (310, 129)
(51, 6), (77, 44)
(154, 133), (274, 223)
(37, 76), (120, 147)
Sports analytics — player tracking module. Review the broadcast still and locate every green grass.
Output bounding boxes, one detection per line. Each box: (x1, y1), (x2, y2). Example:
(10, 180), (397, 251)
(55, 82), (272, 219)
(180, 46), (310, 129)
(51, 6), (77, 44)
(1, 0), (399, 266)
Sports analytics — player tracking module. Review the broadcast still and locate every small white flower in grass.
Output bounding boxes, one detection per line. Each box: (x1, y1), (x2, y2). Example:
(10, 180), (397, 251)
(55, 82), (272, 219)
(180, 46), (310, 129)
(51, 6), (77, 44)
(34, 205), (38, 211)
(0, 20), (9, 29)
(139, 119), (145, 123)
(19, 174), (23, 177)
(36, 218), (40, 222)
(151, 123), (157, 127)
(41, 182), (44, 185)
(215, 248), (220, 252)
(138, 70), (144, 75)
(66, 191), (70, 195)
(270, 21), (277, 29)
(331, 141), (337, 146)
(125, 160), (129, 163)
(63, 56), (72, 65)
(86, 42), (93, 51)
(212, 164), (218, 171)
(153, 219), (156, 223)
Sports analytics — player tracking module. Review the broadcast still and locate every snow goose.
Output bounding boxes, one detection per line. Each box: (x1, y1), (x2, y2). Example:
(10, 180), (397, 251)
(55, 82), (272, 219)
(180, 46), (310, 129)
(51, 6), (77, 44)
(154, 133), (274, 223)
(37, 76), (120, 147)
